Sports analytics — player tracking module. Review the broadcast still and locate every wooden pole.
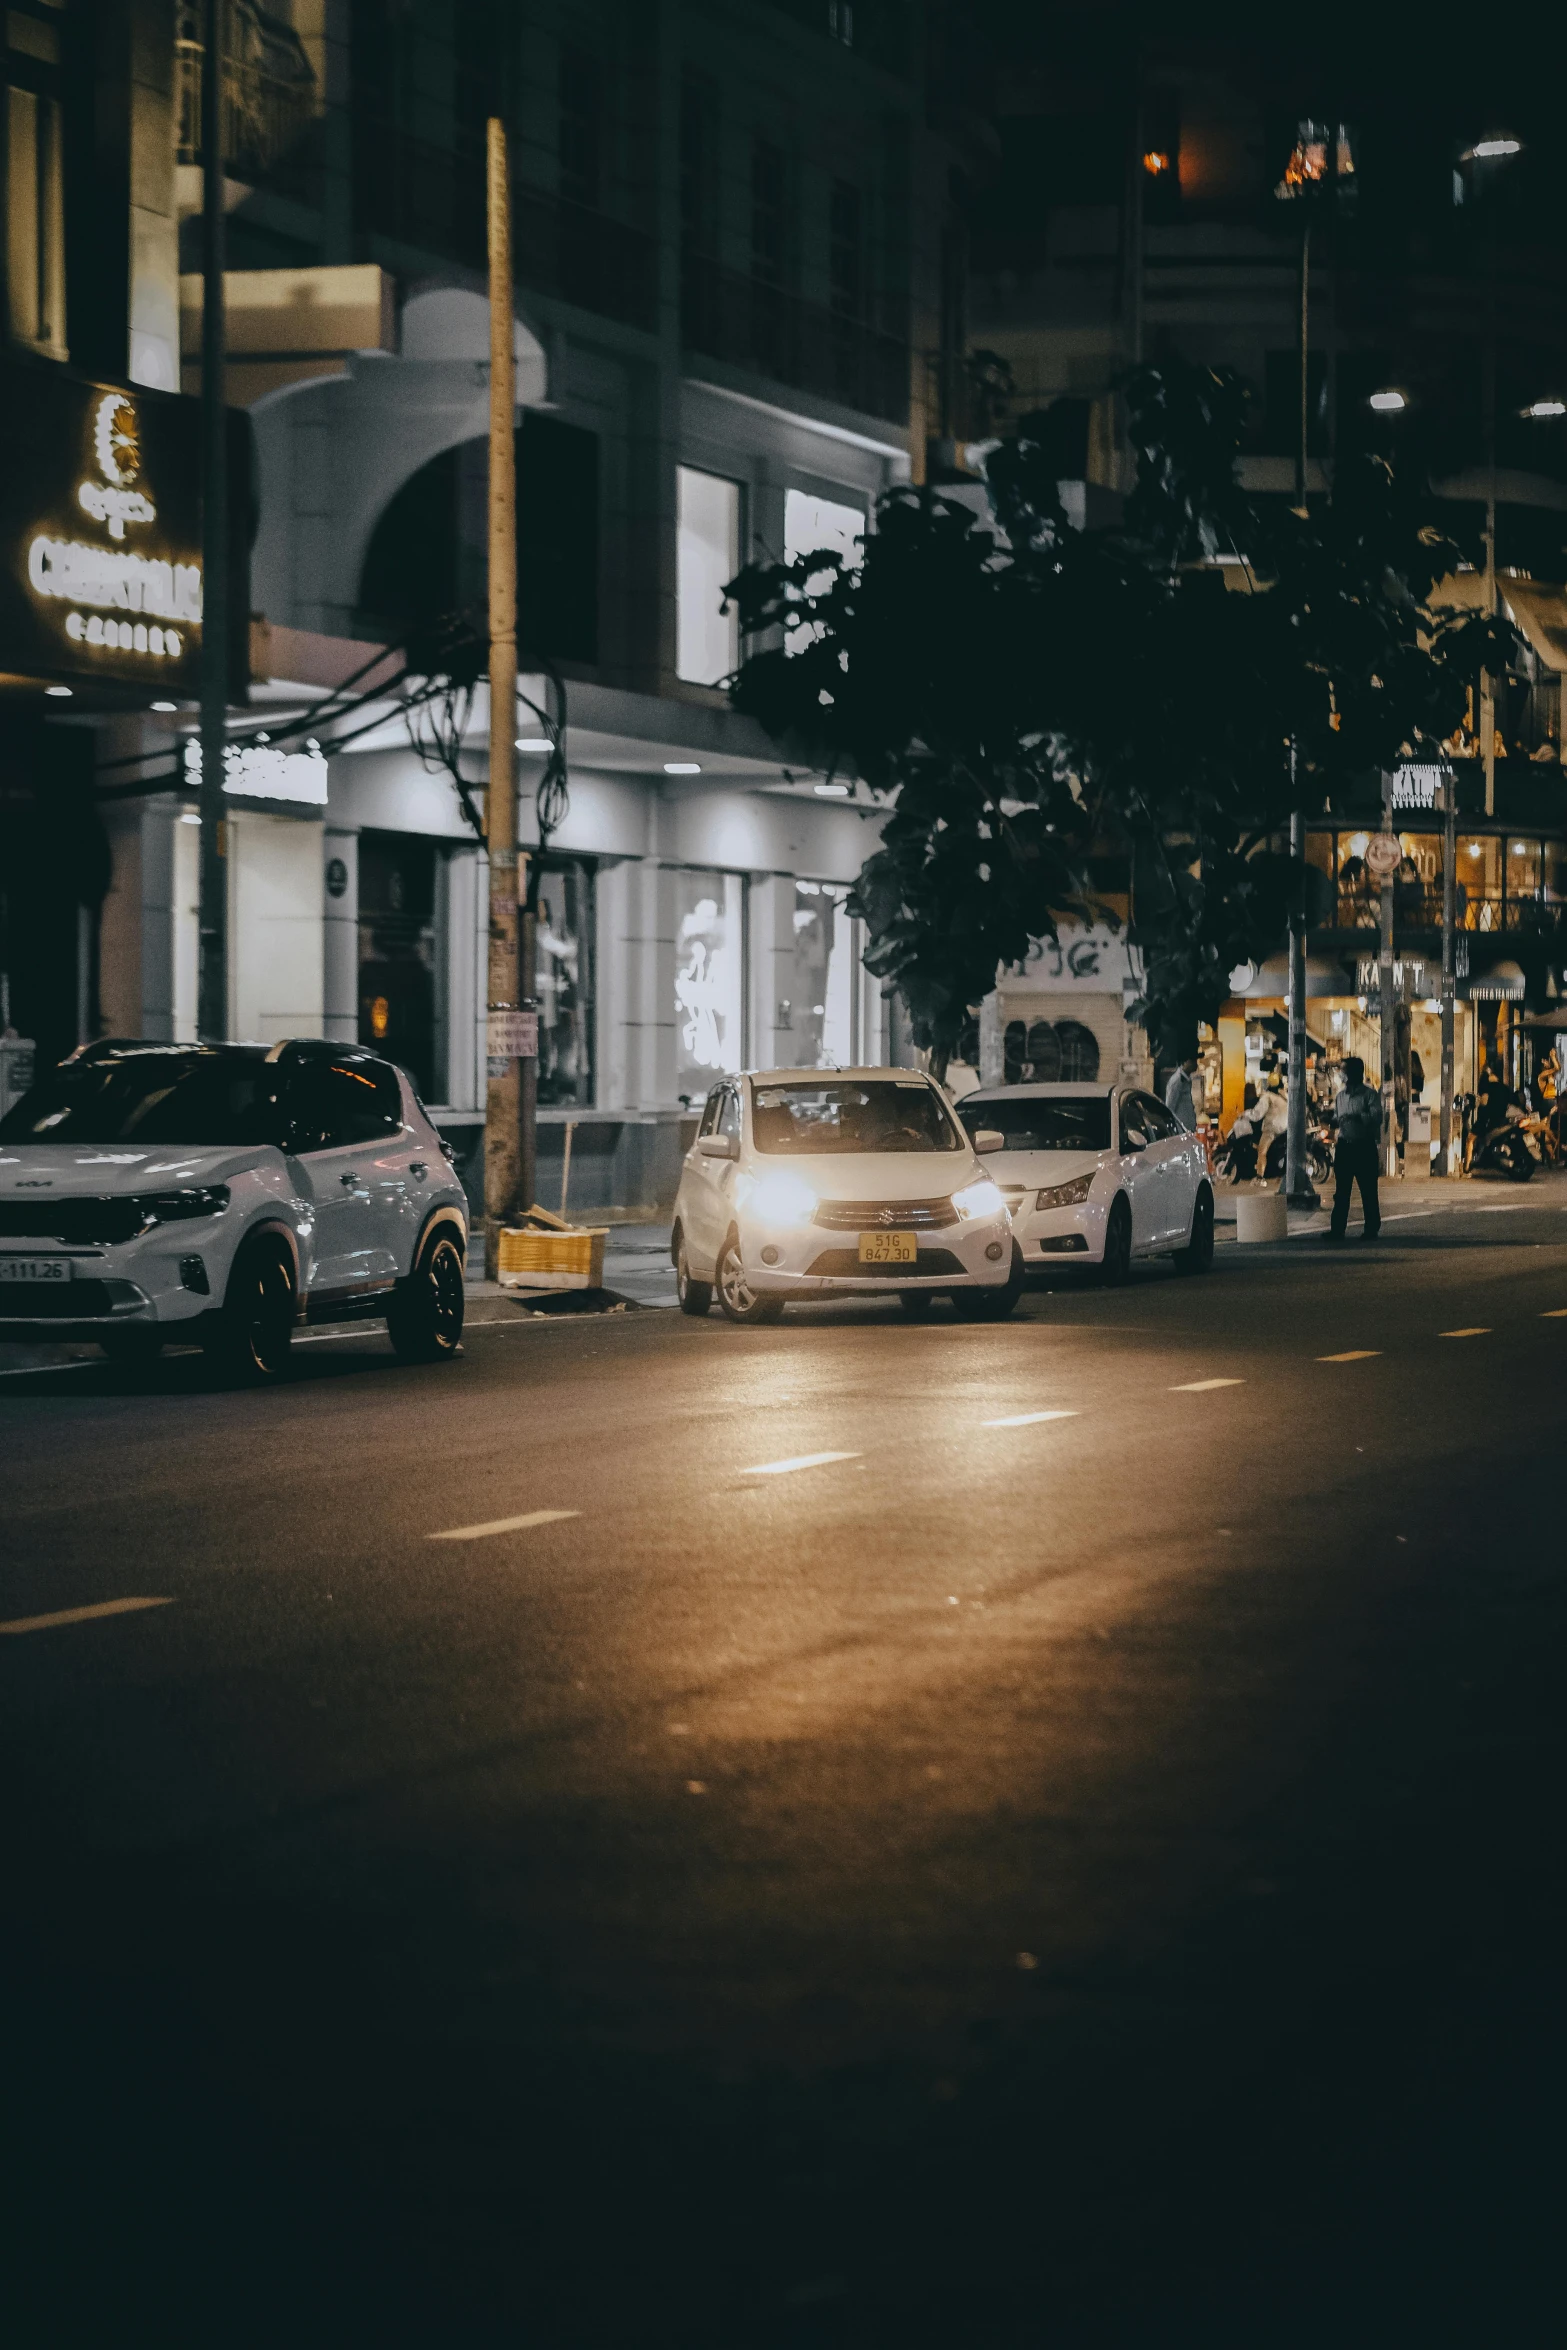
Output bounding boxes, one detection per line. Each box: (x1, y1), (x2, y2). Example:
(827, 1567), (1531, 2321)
(483, 116), (524, 1275)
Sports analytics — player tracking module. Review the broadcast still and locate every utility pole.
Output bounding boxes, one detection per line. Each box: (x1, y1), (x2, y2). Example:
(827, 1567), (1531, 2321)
(1284, 801), (1318, 1206)
(1295, 215), (1312, 517)
(196, 0), (228, 1042)
(1440, 764), (1458, 1174)
(483, 115), (529, 1276)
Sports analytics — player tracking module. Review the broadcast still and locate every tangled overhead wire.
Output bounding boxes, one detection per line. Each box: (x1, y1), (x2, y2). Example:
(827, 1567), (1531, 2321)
(400, 618), (570, 893)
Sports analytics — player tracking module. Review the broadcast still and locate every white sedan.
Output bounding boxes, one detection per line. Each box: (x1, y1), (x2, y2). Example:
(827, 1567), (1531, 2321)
(954, 1082), (1214, 1282)
(671, 1068), (1023, 1322)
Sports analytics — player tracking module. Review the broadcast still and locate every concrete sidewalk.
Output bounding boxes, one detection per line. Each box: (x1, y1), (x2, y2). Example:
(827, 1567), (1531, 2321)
(1216, 1165), (1567, 1244)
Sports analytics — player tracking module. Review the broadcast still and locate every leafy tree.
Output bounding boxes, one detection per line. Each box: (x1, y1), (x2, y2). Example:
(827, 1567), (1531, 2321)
(725, 359), (1477, 1072)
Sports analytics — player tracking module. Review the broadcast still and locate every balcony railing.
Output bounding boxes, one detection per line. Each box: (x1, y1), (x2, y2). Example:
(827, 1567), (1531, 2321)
(353, 126), (657, 333)
(175, 0), (317, 189)
(682, 254), (910, 424)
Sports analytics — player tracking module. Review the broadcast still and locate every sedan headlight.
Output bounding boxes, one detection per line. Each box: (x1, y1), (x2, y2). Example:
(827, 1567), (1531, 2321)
(1037, 1172), (1095, 1210)
(951, 1177), (1007, 1222)
(743, 1169), (818, 1227)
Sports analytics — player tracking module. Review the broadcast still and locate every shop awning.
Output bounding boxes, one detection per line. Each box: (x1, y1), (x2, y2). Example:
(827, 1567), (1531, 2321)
(1464, 957), (1527, 1002)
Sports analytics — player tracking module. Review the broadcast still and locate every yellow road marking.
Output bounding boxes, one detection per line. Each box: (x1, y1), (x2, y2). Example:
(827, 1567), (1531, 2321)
(1318, 1350), (1381, 1362)
(742, 1451), (861, 1476)
(1439, 1328), (1490, 1338)
(428, 1508), (580, 1542)
(982, 1410), (1078, 1427)
(0, 1596), (173, 1636)
(1171, 1378), (1245, 1392)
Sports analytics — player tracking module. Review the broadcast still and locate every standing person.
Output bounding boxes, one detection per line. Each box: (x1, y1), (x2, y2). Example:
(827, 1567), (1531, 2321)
(1164, 1053), (1200, 1132)
(1328, 1055), (1382, 1242)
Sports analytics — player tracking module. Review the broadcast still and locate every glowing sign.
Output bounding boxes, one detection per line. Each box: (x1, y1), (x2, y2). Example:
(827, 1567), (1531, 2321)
(21, 386), (201, 668)
(184, 736), (328, 806)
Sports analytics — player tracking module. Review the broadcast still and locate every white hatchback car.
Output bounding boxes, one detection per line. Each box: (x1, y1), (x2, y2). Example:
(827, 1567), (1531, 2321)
(0, 1037), (470, 1378)
(953, 1082), (1214, 1281)
(671, 1068), (1022, 1322)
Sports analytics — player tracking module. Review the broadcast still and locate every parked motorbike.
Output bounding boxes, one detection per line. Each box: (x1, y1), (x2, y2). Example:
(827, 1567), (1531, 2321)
(1213, 1116), (1259, 1184)
(1470, 1112), (1537, 1182)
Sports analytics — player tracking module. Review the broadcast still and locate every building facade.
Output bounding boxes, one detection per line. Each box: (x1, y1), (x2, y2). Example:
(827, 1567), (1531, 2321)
(7, 1), (970, 1207)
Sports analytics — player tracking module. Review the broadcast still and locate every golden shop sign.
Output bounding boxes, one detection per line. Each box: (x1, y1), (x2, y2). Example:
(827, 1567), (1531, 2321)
(2, 363), (242, 696)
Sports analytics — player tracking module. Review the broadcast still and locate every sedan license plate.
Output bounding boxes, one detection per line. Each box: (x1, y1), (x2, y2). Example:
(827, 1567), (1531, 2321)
(857, 1230), (918, 1264)
(0, 1257), (70, 1284)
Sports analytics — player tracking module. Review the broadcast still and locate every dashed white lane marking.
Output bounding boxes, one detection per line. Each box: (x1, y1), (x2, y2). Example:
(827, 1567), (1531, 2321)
(0, 1596), (173, 1636)
(1171, 1377), (1245, 1392)
(1319, 1350), (1381, 1362)
(741, 1451), (861, 1477)
(428, 1508), (580, 1542)
(1440, 1327), (1490, 1338)
(982, 1410), (1079, 1428)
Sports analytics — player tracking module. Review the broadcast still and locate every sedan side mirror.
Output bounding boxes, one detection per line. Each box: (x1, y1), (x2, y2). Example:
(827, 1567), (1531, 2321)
(973, 1129), (1006, 1154)
(1122, 1131), (1148, 1155)
(696, 1133), (738, 1160)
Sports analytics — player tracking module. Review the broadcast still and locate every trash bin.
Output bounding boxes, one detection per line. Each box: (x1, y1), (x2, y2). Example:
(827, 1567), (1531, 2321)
(1235, 1187), (1288, 1243)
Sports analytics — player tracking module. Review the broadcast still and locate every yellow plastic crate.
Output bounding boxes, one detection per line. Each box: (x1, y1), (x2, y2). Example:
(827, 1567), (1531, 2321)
(497, 1224), (608, 1291)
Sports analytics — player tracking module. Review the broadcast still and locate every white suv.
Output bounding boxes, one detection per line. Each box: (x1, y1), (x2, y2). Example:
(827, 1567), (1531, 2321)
(670, 1068), (1022, 1323)
(0, 1038), (469, 1379)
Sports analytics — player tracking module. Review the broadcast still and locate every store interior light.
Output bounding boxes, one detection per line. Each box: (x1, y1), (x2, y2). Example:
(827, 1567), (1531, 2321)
(663, 760), (701, 774)
(150, 699), (176, 712)
(1467, 842), (1483, 856)
(45, 684), (72, 697)
(815, 781), (850, 796)
(1523, 399), (1567, 418)
(179, 810), (201, 826)
(1369, 390), (1407, 412)
(515, 736), (551, 751)
(1469, 136), (1522, 159)
(1142, 150), (1170, 176)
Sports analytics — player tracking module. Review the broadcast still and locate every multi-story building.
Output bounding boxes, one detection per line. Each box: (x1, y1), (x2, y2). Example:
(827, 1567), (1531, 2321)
(961, 13), (1567, 1137)
(6, 1), (969, 1203)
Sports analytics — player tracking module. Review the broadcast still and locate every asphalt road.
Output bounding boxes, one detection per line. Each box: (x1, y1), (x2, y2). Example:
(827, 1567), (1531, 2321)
(5, 1192), (1566, 2347)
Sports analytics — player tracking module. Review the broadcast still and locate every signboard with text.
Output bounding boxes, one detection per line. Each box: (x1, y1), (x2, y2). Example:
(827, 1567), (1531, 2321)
(0, 361), (247, 698)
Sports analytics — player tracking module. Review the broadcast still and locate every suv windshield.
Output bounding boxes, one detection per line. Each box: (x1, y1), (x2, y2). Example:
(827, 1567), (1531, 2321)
(752, 1080), (962, 1154)
(0, 1050), (286, 1147)
(958, 1095), (1111, 1152)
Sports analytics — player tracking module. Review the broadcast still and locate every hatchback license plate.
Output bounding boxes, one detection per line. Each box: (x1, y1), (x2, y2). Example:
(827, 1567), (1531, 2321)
(0, 1257), (70, 1284)
(857, 1231), (918, 1264)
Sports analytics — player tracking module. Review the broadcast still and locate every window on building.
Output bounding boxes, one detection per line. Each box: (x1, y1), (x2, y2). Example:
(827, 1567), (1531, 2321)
(751, 138), (788, 286)
(674, 869), (745, 1103)
(785, 489), (864, 573)
(357, 832), (442, 1103)
(559, 45), (602, 211)
(677, 467), (740, 686)
(786, 880), (856, 1068)
(829, 180), (862, 318)
(6, 6), (66, 360)
(535, 858), (595, 1108)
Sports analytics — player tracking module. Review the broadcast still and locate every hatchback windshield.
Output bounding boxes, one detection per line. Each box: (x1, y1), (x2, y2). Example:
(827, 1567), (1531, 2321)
(751, 1080), (962, 1154)
(958, 1095), (1111, 1153)
(0, 1051), (285, 1147)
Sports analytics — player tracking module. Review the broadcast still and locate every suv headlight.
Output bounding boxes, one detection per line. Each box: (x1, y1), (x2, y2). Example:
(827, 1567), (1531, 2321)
(136, 1185), (231, 1227)
(1037, 1172), (1095, 1209)
(743, 1170), (818, 1227)
(951, 1177), (1006, 1222)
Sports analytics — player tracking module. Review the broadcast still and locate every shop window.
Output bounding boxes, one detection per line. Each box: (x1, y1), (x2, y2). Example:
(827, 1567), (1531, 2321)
(674, 869), (745, 1103)
(676, 467), (740, 686)
(785, 880), (857, 1069)
(7, 76), (66, 358)
(357, 831), (441, 1104)
(1506, 838), (1543, 901)
(783, 489), (864, 654)
(535, 858), (594, 1108)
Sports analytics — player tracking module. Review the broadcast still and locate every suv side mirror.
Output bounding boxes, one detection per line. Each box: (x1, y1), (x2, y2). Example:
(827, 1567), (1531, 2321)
(973, 1129), (1005, 1154)
(697, 1133), (738, 1160)
(1122, 1129), (1148, 1154)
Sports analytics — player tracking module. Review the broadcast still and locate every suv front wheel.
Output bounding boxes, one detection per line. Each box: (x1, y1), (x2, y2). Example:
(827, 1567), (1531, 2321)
(207, 1237), (296, 1384)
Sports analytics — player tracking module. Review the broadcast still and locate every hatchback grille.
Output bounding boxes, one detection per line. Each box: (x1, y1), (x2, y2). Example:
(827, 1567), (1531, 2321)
(0, 1197), (144, 1245)
(812, 1196), (958, 1232)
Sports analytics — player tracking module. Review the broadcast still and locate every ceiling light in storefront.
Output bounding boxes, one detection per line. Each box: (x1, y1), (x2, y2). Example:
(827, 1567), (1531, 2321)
(815, 781), (850, 796)
(45, 684), (72, 696)
(663, 761), (701, 774)
(1467, 842), (1483, 856)
(515, 736), (550, 751)
(1368, 390), (1407, 412)
(179, 811), (201, 825)
(1524, 399), (1567, 418)
(1467, 137), (1521, 159)
(150, 699), (176, 711)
